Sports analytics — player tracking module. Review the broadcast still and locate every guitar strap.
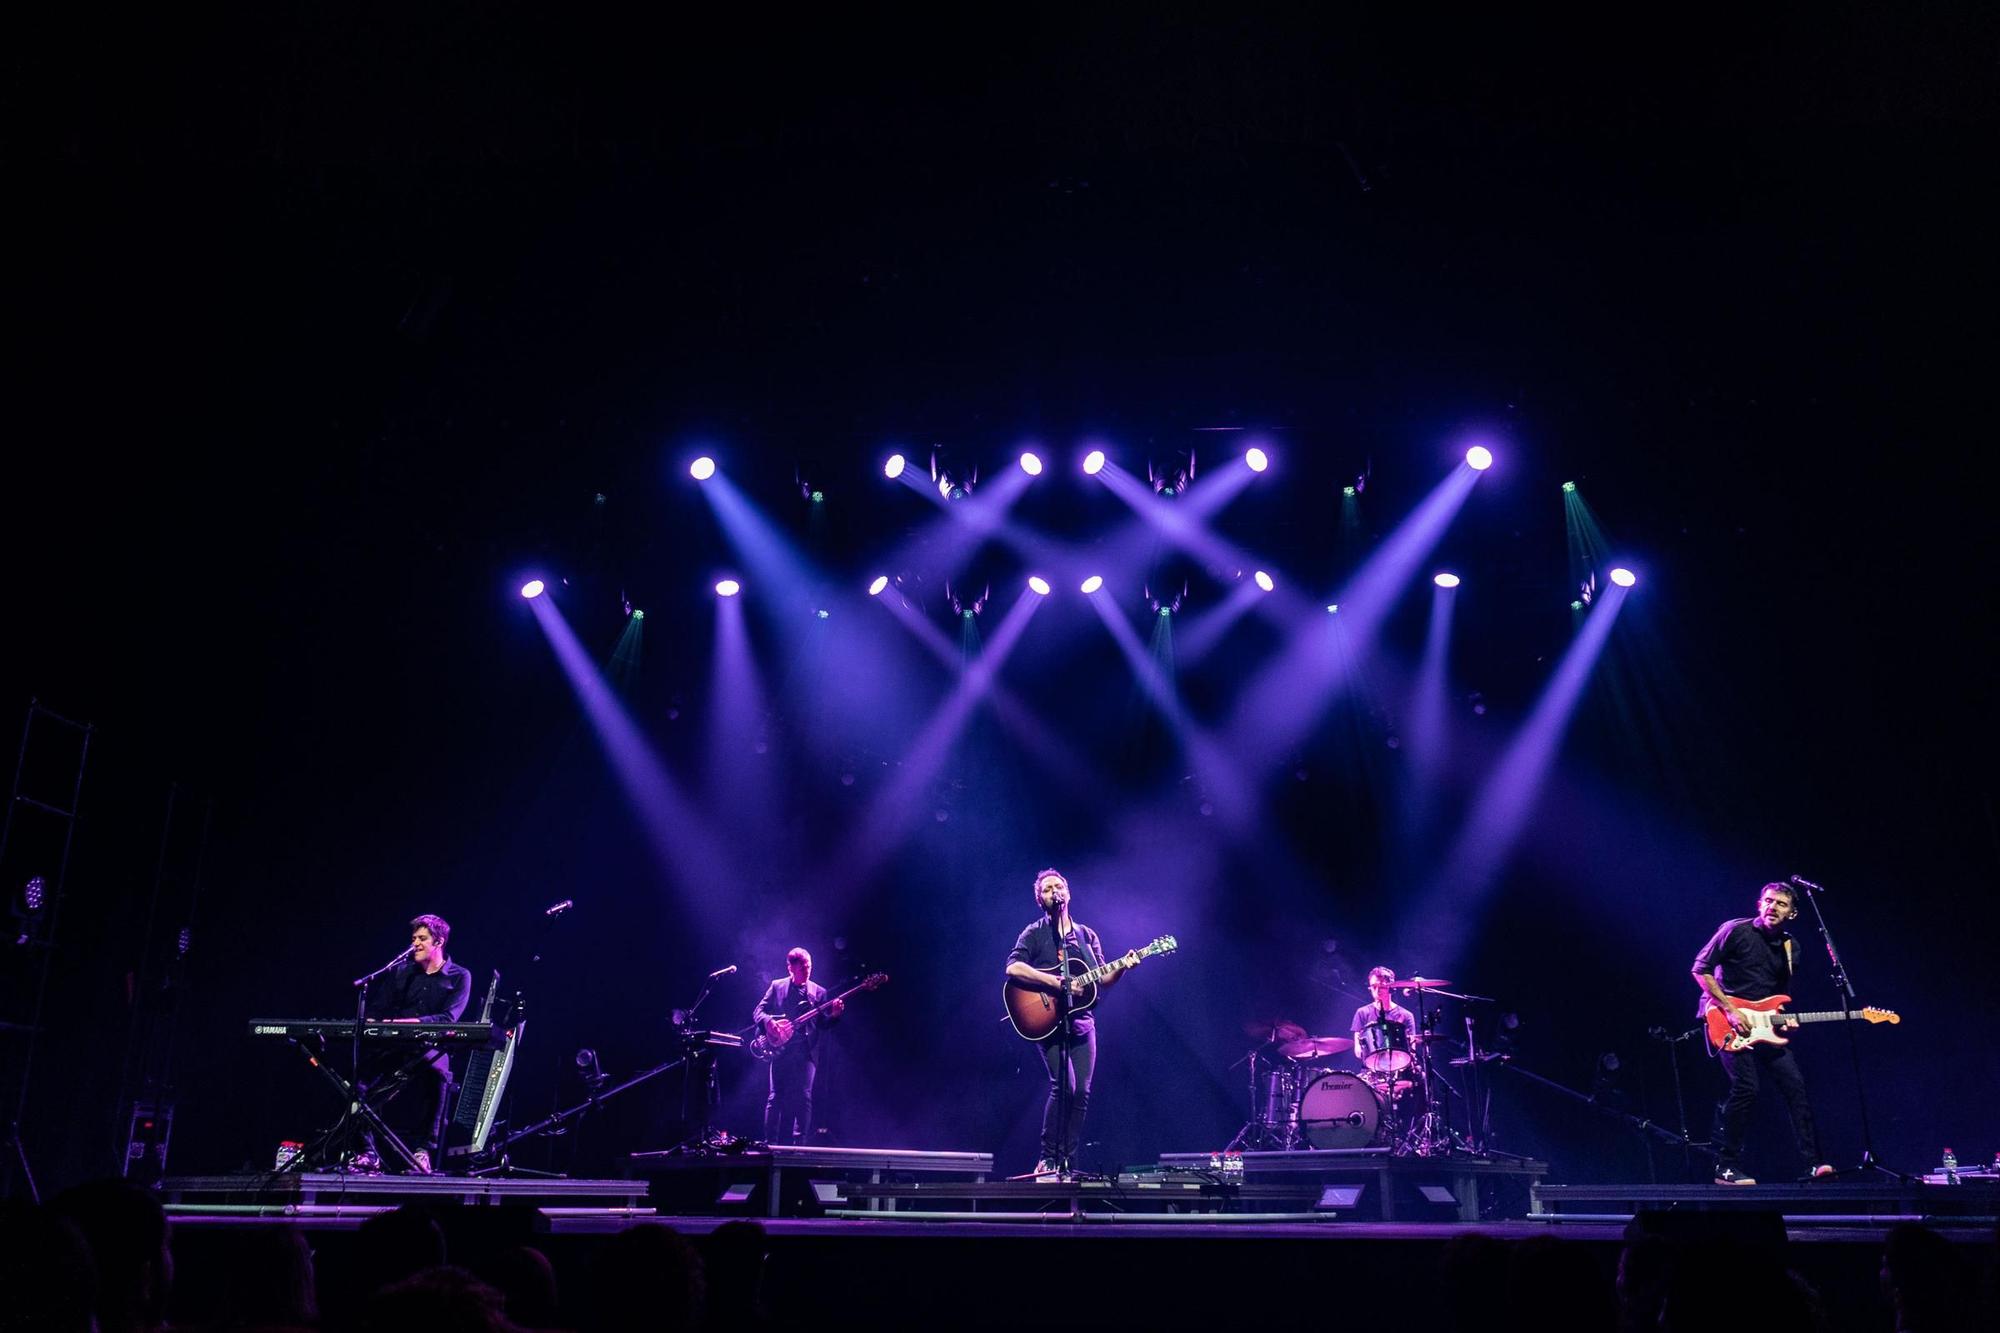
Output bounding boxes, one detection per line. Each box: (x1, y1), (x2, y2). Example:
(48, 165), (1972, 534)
(1784, 936), (1794, 976)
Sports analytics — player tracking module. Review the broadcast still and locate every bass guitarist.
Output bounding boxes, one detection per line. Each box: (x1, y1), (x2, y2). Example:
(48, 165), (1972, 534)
(753, 947), (844, 1144)
(1692, 882), (1834, 1185)
(1004, 868), (1141, 1179)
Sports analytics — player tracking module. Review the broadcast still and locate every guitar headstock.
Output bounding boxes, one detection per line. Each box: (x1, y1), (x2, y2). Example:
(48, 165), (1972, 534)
(1144, 935), (1178, 958)
(860, 973), (890, 991)
(1861, 1006), (1898, 1025)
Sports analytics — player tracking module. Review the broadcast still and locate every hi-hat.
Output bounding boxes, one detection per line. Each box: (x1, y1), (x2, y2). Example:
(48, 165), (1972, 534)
(1386, 976), (1451, 990)
(1244, 1019), (1307, 1043)
(1276, 1034), (1355, 1059)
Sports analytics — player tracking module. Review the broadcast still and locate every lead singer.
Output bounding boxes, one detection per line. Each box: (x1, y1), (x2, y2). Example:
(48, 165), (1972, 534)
(1004, 868), (1139, 1180)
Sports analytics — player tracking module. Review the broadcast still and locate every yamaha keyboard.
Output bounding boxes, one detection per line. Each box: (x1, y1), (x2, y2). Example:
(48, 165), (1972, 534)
(248, 1018), (505, 1049)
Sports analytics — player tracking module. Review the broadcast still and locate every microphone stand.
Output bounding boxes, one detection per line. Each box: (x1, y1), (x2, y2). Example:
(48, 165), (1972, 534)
(1791, 876), (1905, 1181)
(1649, 1024), (1705, 1182)
(345, 947), (412, 1166)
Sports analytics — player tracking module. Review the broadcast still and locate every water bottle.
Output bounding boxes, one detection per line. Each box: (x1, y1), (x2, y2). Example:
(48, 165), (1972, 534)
(275, 1139), (303, 1170)
(1940, 1147), (1958, 1184)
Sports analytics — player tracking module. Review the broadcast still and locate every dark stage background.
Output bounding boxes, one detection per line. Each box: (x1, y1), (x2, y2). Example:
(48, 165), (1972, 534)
(4, 8), (1995, 1193)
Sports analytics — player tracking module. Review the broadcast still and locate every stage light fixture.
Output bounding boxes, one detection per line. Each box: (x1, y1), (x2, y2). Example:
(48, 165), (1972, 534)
(520, 580), (546, 600)
(631, 609), (645, 620)
(22, 876), (45, 913)
(1342, 485), (1357, 498)
(1562, 481), (1577, 493)
(811, 490), (825, 503)
(1466, 446), (1493, 471)
(1245, 447), (1269, 473)
(884, 454), (907, 479)
(1253, 571), (1275, 592)
(715, 579), (742, 598)
(1608, 567), (1637, 587)
(1082, 449), (1106, 475)
(1571, 600), (1583, 611)
(1434, 572), (1461, 589)
(815, 609), (830, 619)
(689, 456), (716, 481)
(1159, 606), (1172, 617)
(1079, 575), (1103, 594)
(1325, 603), (1339, 614)
(867, 575), (889, 597)
(1026, 575), (1051, 596)
(1019, 452), (1043, 476)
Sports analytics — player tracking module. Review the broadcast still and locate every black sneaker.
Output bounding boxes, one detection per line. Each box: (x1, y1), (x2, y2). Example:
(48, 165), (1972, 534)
(1713, 1168), (1756, 1186)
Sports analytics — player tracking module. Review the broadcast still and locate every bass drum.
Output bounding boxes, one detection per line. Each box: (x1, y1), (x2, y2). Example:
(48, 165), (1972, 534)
(1298, 1070), (1386, 1149)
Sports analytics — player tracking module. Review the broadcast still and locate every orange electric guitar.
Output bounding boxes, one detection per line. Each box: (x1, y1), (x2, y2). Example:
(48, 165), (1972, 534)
(1703, 994), (1899, 1053)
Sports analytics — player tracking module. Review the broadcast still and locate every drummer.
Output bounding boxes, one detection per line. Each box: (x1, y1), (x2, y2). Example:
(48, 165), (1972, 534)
(1351, 966), (1417, 1070)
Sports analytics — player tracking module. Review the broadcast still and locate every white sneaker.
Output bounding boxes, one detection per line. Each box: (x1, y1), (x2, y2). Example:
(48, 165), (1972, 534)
(1714, 1168), (1756, 1186)
(1032, 1159), (1061, 1182)
(411, 1149), (432, 1174)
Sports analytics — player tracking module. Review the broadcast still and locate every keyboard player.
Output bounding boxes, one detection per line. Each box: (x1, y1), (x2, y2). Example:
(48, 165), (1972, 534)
(360, 914), (470, 1171)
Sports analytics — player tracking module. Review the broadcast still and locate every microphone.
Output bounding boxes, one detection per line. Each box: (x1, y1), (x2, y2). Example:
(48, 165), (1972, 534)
(708, 964), (738, 979)
(1788, 875), (1824, 893)
(544, 899), (574, 917)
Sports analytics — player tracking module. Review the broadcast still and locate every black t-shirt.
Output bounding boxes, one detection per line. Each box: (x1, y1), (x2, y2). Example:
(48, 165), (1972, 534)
(1691, 917), (1795, 1014)
(370, 958), (473, 1023)
(1007, 917), (1107, 1026)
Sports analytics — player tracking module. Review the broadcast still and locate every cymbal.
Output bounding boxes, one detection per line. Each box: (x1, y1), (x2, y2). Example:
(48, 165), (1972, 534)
(1276, 1034), (1355, 1059)
(1386, 976), (1451, 990)
(1244, 1019), (1307, 1043)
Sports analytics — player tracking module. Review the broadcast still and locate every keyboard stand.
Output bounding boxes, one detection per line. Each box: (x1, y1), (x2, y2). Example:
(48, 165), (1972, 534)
(280, 1037), (435, 1175)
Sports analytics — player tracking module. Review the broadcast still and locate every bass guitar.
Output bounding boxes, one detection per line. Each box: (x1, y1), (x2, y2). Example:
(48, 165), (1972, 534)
(748, 973), (888, 1061)
(1004, 935), (1177, 1041)
(1703, 994), (1899, 1053)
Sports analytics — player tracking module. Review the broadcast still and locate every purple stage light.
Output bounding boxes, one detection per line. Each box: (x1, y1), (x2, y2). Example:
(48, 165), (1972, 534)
(868, 575), (889, 596)
(884, 454), (907, 479)
(1080, 575), (1104, 594)
(715, 579), (741, 598)
(1019, 451), (1043, 476)
(1082, 449), (1107, 475)
(1245, 447), (1269, 473)
(1465, 445), (1494, 471)
(689, 456), (717, 481)
(1026, 575), (1051, 596)
(1433, 572), (1461, 588)
(1253, 570), (1275, 592)
(22, 876), (44, 912)
(1325, 603), (1339, 613)
(520, 579), (546, 600)
(1608, 567), (1637, 587)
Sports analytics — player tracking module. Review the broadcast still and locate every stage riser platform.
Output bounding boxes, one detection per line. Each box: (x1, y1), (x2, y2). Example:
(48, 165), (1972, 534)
(1533, 1181), (2000, 1220)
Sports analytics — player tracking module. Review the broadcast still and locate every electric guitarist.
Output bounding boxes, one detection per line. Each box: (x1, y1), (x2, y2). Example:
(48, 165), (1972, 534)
(1693, 882), (1835, 1186)
(1004, 868), (1141, 1180)
(753, 947), (844, 1144)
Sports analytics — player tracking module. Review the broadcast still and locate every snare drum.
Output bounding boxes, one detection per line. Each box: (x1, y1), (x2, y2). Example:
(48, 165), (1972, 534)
(1298, 1070), (1386, 1149)
(1356, 1019), (1413, 1073)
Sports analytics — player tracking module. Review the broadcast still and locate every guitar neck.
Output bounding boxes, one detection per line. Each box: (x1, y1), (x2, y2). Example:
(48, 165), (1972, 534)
(798, 981), (872, 1025)
(1787, 1010), (1869, 1025)
(1076, 947), (1151, 986)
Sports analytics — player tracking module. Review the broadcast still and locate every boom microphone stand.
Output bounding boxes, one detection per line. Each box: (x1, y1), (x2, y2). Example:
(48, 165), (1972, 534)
(1788, 874), (1906, 1181)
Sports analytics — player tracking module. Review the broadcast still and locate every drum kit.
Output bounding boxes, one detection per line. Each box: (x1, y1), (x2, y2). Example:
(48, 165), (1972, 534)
(1229, 977), (1495, 1156)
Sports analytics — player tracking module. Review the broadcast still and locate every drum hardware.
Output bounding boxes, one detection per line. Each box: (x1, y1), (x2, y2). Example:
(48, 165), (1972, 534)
(1275, 1033), (1354, 1060)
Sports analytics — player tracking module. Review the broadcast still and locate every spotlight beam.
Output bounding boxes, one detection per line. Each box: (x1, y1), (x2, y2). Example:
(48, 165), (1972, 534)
(831, 590), (1048, 895)
(1223, 462), (1483, 775)
(1395, 581), (1633, 969)
(527, 595), (737, 926)
(877, 591), (1106, 798)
